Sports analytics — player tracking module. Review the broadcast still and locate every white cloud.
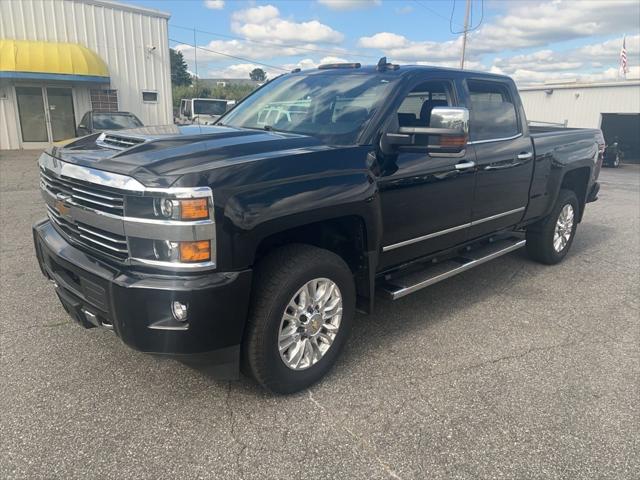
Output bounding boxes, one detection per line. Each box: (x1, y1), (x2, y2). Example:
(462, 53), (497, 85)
(318, 0), (380, 10)
(575, 34), (640, 65)
(358, 32), (464, 63)
(175, 39), (346, 67)
(203, 0), (224, 10)
(493, 34), (640, 84)
(493, 50), (583, 74)
(358, 1), (640, 61)
(231, 4), (344, 44)
(208, 63), (280, 79)
(468, 0), (640, 54)
(207, 55), (355, 79)
(358, 32), (408, 49)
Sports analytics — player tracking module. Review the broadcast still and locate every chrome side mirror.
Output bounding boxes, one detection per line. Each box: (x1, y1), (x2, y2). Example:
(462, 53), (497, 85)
(383, 107), (469, 153)
(429, 107), (469, 136)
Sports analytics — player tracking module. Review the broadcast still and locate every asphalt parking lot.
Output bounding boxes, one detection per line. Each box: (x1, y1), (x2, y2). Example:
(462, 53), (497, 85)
(1, 150), (638, 479)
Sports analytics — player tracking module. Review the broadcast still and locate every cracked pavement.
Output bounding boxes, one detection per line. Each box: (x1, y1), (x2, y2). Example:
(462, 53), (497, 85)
(1, 151), (638, 479)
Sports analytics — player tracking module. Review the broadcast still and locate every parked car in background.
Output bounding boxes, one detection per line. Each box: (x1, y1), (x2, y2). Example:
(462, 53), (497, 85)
(177, 98), (234, 125)
(34, 61), (604, 394)
(77, 111), (143, 136)
(603, 140), (624, 167)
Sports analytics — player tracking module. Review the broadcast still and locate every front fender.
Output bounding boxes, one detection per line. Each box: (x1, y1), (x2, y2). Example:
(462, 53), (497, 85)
(195, 145), (383, 271)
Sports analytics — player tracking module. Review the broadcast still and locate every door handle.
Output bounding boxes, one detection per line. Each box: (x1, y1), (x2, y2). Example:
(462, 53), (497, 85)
(454, 160), (476, 171)
(517, 151), (533, 160)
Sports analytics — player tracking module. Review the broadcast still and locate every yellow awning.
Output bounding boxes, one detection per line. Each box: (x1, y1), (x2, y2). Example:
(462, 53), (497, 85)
(0, 39), (109, 83)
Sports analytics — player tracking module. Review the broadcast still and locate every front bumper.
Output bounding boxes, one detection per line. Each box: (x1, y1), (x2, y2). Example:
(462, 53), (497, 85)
(33, 219), (252, 375)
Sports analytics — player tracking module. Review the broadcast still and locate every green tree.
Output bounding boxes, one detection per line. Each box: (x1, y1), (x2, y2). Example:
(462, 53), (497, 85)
(170, 48), (192, 86)
(249, 68), (266, 82)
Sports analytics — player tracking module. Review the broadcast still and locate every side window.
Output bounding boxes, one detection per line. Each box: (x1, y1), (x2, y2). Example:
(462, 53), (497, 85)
(397, 81), (452, 128)
(467, 80), (519, 141)
(184, 101), (192, 117)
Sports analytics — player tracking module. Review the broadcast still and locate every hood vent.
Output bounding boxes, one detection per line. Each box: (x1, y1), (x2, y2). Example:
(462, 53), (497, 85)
(96, 132), (146, 150)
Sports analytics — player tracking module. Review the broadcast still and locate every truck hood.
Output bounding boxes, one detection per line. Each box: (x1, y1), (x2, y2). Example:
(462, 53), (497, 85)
(49, 125), (330, 187)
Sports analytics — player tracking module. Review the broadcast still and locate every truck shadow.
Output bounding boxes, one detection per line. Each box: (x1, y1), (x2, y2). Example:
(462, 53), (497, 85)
(188, 221), (615, 394)
(337, 221), (615, 371)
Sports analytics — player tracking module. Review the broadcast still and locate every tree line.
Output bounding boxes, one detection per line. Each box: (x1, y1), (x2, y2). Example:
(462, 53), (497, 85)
(170, 48), (265, 109)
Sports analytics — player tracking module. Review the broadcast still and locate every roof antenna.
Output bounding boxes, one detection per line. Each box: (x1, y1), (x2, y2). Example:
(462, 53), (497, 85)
(377, 56), (399, 71)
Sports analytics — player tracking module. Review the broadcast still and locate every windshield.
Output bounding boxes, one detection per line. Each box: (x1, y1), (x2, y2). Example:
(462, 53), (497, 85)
(220, 73), (396, 144)
(194, 99), (227, 115)
(93, 113), (143, 130)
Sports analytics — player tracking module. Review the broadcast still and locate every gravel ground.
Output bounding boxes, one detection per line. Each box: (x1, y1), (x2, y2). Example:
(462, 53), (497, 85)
(1, 150), (638, 479)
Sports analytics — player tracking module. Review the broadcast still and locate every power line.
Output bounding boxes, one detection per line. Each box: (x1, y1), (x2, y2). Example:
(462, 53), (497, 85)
(412, 0), (463, 27)
(170, 23), (380, 60)
(169, 37), (290, 72)
(450, 0), (484, 35)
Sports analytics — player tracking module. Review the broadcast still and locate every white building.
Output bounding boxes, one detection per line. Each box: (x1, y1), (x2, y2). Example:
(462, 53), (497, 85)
(519, 80), (640, 160)
(0, 0), (172, 149)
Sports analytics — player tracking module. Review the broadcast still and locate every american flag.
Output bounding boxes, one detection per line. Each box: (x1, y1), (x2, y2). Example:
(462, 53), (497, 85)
(620, 36), (629, 76)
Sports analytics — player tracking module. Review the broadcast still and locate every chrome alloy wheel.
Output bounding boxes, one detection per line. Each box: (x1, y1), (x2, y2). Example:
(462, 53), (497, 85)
(553, 204), (574, 252)
(278, 278), (343, 371)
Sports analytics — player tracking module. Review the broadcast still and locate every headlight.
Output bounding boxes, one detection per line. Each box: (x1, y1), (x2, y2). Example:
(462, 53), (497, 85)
(124, 189), (216, 268)
(127, 196), (210, 221)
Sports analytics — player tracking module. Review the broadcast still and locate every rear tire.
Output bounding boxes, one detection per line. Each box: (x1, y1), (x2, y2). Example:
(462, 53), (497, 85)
(526, 189), (579, 265)
(613, 153), (621, 168)
(242, 244), (355, 394)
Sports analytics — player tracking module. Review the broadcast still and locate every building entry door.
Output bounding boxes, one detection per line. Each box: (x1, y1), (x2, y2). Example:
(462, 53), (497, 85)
(15, 86), (76, 147)
(46, 87), (76, 142)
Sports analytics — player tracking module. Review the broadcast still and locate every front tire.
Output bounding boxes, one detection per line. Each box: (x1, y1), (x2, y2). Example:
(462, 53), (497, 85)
(613, 153), (621, 168)
(526, 189), (579, 265)
(242, 244), (355, 394)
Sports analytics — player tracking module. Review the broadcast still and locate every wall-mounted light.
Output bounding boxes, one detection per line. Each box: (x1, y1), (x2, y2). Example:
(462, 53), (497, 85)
(544, 89), (554, 95)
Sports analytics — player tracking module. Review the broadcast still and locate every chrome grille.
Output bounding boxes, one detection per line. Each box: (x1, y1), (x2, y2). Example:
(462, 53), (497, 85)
(40, 168), (124, 215)
(46, 204), (129, 261)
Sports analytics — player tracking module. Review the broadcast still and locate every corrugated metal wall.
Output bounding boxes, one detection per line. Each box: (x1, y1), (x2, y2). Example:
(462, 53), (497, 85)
(519, 82), (640, 128)
(0, 0), (172, 149)
(0, 86), (21, 149)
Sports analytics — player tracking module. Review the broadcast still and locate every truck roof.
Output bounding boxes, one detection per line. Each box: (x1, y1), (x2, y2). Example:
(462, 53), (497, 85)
(291, 63), (513, 83)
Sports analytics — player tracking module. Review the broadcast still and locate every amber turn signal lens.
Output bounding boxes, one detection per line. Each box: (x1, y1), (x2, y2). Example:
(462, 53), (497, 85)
(180, 198), (209, 220)
(440, 135), (468, 148)
(179, 240), (211, 262)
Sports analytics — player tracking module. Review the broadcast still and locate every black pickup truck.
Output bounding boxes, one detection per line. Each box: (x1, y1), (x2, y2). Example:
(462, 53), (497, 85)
(33, 61), (604, 393)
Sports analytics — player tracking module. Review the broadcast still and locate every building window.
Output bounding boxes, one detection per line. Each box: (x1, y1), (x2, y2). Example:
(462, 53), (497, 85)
(142, 91), (158, 103)
(90, 89), (118, 112)
(216, 81), (227, 87)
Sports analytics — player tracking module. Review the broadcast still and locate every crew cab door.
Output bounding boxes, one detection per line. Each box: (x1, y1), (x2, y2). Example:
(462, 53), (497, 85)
(377, 79), (476, 269)
(464, 79), (534, 238)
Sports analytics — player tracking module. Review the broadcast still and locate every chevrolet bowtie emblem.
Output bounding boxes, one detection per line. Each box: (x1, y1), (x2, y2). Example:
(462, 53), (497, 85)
(55, 199), (70, 216)
(54, 193), (72, 217)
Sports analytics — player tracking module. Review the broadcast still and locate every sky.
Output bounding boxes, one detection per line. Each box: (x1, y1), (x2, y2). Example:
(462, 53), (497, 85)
(132, 0), (640, 84)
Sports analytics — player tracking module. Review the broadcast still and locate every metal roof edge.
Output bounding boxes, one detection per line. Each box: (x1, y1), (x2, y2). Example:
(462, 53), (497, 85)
(519, 79), (640, 91)
(78, 0), (171, 19)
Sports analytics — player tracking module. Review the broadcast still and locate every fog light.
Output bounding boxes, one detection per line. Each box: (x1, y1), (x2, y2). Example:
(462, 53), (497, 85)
(171, 301), (188, 322)
(153, 240), (179, 261)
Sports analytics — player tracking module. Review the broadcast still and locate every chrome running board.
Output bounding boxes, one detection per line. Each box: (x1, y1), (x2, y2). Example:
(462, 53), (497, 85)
(378, 237), (526, 300)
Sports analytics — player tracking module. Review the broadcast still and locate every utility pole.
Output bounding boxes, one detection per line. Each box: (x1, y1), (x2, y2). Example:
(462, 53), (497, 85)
(460, 0), (471, 69)
(193, 27), (198, 88)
